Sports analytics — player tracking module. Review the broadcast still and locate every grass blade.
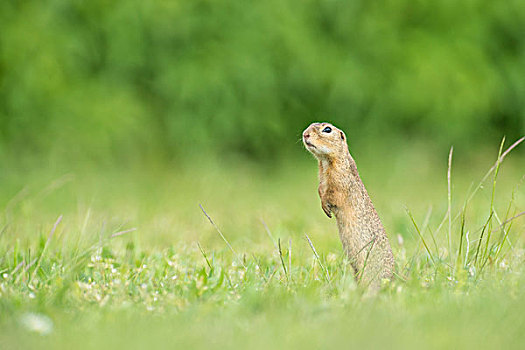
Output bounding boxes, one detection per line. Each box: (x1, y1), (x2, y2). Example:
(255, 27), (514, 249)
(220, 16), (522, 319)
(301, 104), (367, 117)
(199, 204), (246, 269)
(278, 238), (289, 282)
(29, 215), (63, 284)
(305, 233), (330, 284)
(406, 208), (436, 265)
(447, 146), (453, 259)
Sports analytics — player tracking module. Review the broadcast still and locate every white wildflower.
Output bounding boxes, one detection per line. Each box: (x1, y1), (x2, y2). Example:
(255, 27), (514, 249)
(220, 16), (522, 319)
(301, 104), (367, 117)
(20, 313), (53, 335)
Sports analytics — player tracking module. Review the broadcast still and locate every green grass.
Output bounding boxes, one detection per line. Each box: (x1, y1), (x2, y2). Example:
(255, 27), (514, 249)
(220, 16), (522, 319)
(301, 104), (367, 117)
(1, 141), (524, 349)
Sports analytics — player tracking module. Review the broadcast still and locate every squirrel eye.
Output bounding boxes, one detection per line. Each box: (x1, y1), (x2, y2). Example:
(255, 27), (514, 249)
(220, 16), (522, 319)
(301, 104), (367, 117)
(322, 126), (332, 133)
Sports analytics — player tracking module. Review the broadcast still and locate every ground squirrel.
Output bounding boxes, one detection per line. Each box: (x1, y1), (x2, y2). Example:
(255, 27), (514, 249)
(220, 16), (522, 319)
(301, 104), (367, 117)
(303, 122), (394, 289)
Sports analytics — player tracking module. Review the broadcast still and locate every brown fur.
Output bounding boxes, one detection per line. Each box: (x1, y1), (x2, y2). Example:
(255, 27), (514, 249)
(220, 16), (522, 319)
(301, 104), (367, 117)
(303, 122), (394, 290)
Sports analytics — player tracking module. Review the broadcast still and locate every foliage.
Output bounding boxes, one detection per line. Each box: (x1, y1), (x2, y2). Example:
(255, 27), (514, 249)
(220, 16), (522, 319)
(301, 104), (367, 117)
(1, 0), (524, 163)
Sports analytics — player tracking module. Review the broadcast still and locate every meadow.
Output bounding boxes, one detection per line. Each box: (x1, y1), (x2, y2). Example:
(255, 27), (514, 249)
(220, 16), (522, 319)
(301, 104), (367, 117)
(2, 1), (525, 348)
(1, 138), (524, 349)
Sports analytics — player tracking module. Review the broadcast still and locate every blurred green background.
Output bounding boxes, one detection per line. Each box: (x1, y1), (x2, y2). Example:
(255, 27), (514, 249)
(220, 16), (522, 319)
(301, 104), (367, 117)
(1, 0), (524, 167)
(1, 3), (525, 349)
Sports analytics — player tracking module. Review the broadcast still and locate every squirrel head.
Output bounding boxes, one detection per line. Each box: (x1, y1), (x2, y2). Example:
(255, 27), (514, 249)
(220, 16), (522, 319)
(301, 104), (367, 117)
(302, 122), (348, 159)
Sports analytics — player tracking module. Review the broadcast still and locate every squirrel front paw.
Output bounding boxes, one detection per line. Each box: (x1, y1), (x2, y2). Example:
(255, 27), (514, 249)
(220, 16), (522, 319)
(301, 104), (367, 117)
(321, 201), (332, 218)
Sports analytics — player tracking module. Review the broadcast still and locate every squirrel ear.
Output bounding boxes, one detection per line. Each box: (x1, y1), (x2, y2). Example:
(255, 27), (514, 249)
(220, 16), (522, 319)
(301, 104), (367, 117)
(340, 131), (345, 140)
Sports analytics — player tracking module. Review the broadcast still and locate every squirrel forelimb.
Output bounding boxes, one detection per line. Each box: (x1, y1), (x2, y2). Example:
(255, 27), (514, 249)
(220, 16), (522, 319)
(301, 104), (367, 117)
(318, 183), (333, 218)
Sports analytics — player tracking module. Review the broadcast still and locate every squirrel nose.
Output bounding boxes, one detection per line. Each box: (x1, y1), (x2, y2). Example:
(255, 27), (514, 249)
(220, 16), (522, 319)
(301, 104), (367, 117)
(303, 133), (310, 139)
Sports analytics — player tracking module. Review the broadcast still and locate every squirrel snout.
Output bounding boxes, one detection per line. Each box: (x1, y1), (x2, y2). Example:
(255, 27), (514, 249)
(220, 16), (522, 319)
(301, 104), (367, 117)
(303, 133), (310, 139)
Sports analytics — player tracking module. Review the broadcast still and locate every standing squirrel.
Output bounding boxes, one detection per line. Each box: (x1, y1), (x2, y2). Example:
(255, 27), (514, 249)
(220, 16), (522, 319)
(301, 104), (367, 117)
(303, 122), (394, 289)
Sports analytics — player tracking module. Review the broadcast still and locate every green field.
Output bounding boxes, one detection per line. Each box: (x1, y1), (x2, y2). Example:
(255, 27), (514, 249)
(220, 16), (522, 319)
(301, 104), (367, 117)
(2, 1), (525, 348)
(1, 141), (524, 349)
